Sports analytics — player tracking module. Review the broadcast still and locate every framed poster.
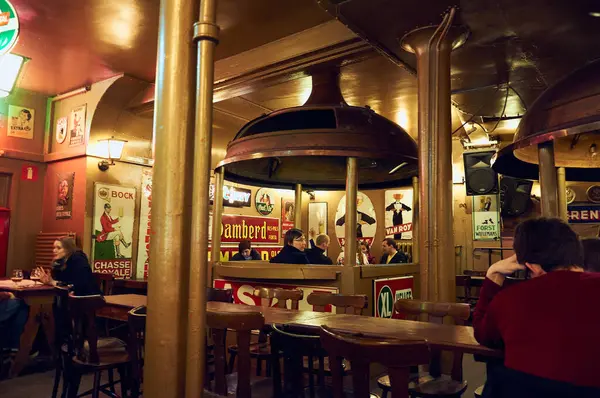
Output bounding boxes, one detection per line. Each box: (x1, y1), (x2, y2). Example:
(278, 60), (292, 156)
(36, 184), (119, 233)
(55, 116), (67, 144)
(92, 183), (136, 278)
(384, 188), (413, 240)
(69, 105), (86, 147)
(308, 202), (327, 238)
(334, 191), (377, 247)
(7, 105), (34, 139)
(472, 194), (500, 240)
(55, 172), (75, 219)
(136, 169), (152, 279)
(373, 276), (414, 318)
(281, 197), (295, 237)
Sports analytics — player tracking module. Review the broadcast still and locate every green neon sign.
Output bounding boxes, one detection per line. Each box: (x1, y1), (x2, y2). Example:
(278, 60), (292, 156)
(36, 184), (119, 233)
(0, 0), (19, 56)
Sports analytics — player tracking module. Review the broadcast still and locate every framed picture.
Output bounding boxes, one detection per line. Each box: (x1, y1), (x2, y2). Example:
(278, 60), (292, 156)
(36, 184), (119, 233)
(308, 202), (328, 238)
(281, 197), (295, 237)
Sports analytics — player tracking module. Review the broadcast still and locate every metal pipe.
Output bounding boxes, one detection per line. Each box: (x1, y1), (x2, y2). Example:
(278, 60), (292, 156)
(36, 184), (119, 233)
(211, 167), (224, 267)
(538, 141), (559, 217)
(557, 167), (568, 221)
(411, 176), (419, 264)
(294, 183), (303, 229)
(344, 157), (358, 267)
(186, 0), (220, 396)
(51, 86), (90, 102)
(144, 0), (199, 395)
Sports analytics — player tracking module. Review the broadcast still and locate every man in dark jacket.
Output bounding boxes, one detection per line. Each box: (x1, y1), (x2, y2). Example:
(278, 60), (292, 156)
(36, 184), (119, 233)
(0, 292), (28, 352)
(306, 234), (333, 265)
(231, 240), (262, 261)
(379, 238), (408, 264)
(270, 229), (309, 264)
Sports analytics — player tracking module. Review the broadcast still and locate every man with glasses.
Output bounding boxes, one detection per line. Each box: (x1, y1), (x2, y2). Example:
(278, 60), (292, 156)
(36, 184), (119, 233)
(270, 228), (309, 264)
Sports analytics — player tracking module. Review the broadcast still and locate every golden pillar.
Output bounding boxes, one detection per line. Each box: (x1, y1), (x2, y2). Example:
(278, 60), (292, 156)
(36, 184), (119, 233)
(186, 0), (220, 396)
(538, 141), (559, 217)
(344, 157), (358, 267)
(401, 8), (467, 302)
(557, 167), (568, 221)
(144, 0), (199, 395)
(412, 176), (419, 264)
(210, 167), (224, 268)
(294, 183), (303, 229)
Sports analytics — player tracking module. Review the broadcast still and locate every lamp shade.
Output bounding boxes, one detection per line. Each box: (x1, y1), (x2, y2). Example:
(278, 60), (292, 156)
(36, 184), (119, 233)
(97, 137), (127, 160)
(0, 53), (24, 97)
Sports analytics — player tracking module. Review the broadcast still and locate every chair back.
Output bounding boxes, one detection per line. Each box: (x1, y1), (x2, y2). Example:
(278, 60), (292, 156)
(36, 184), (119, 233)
(319, 326), (429, 398)
(206, 287), (234, 303)
(93, 272), (115, 296)
(463, 270), (486, 277)
(68, 294), (106, 363)
(207, 310), (265, 398)
(253, 287), (303, 310)
(455, 275), (473, 303)
(128, 306), (146, 397)
(307, 292), (368, 315)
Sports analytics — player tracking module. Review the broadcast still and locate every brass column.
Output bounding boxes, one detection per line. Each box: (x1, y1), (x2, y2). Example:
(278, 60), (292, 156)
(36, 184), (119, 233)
(401, 8), (467, 302)
(412, 176), (419, 264)
(210, 167), (224, 266)
(294, 183), (303, 229)
(145, 0), (199, 395)
(538, 141), (559, 217)
(557, 167), (568, 221)
(186, 0), (219, 396)
(344, 157), (358, 267)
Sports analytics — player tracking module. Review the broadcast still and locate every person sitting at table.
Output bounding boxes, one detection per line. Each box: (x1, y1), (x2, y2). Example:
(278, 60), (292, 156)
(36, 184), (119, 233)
(360, 241), (375, 264)
(305, 234), (333, 265)
(231, 239), (261, 261)
(582, 237), (600, 272)
(473, 217), (600, 397)
(270, 228), (309, 264)
(0, 291), (28, 353)
(379, 238), (407, 264)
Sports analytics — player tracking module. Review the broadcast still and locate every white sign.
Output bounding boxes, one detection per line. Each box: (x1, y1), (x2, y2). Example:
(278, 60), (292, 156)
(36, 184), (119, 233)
(472, 194), (500, 240)
(334, 191), (377, 247)
(55, 117), (67, 144)
(384, 188), (414, 240)
(7, 105), (34, 139)
(136, 169), (152, 279)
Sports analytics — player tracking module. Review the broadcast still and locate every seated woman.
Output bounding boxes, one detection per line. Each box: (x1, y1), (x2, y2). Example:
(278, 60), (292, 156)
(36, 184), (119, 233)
(360, 241), (375, 264)
(270, 229), (309, 264)
(231, 239), (261, 261)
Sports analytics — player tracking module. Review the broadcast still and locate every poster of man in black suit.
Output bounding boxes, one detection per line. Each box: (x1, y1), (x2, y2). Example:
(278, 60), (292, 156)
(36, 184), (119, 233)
(384, 189), (414, 240)
(334, 192), (377, 247)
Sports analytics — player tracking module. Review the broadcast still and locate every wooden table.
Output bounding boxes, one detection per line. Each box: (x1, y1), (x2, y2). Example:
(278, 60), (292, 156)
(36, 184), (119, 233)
(97, 294), (148, 321)
(0, 279), (57, 377)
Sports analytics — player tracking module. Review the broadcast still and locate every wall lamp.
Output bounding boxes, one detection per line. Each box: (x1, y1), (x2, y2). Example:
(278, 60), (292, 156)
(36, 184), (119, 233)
(97, 136), (127, 171)
(0, 53), (26, 98)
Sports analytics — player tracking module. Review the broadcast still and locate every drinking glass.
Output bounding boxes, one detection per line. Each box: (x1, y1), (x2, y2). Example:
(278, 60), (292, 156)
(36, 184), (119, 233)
(30, 268), (41, 285)
(11, 269), (23, 287)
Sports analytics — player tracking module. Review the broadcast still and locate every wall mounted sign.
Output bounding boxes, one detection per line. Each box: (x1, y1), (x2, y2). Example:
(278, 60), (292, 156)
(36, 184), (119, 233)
(373, 276), (414, 318)
(255, 187), (275, 215)
(0, 0), (19, 56)
(567, 204), (600, 224)
(20, 164), (37, 181)
(68, 105), (86, 147)
(384, 188), (414, 240)
(55, 172), (75, 219)
(7, 105), (34, 139)
(586, 185), (600, 203)
(55, 117), (67, 144)
(334, 191), (377, 247)
(472, 194), (500, 240)
(136, 169), (152, 279)
(209, 184), (251, 208)
(566, 187), (576, 204)
(209, 213), (280, 244)
(308, 202), (328, 237)
(92, 183), (136, 278)
(281, 197), (295, 238)
(208, 246), (282, 262)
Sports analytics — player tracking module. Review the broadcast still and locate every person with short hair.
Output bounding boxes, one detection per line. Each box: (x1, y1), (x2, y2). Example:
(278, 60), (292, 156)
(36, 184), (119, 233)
(379, 238), (407, 264)
(231, 239), (261, 261)
(473, 218), (600, 397)
(305, 234), (333, 265)
(581, 237), (600, 272)
(270, 228), (309, 264)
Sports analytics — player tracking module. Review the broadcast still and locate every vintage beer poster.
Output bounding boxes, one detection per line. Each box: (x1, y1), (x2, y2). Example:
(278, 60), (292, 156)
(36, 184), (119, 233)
(281, 197), (295, 237)
(92, 183), (136, 278)
(255, 187), (275, 216)
(472, 194), (500, 240)
(136, 169), (152, 279)
(55, 172), (75, 219)
(55, 116), (67, 144)
(308, 202), (328, 237)
(384, 188), (414, 240)
(69, 105), (86, 147)
(7, 105), (34, 139)
(334, 191), (377, 247)
(209, 213), (280, 244)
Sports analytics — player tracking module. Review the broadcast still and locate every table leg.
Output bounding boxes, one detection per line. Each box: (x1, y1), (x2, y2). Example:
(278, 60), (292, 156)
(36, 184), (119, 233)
(41, 302), (56, 355)
(10, 303), (42, 377)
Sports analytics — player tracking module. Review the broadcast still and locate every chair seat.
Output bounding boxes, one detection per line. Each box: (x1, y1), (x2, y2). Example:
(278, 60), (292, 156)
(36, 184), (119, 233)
(410, 377), (468, 397)
(72, 337), (129, 368)
(228, 343), (272, 358)
(206, 372), (273, 397)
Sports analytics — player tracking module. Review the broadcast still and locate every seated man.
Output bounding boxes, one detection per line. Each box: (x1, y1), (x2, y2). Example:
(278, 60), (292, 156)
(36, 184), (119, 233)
(473, 217), (600, 397)
(270, 228), (309, 264)
(231, 239), (261, 261)
(379, 238), (407, 264)
(582, 237), (600, 272)
(0, 292), (28, 353)
(305, 234), (333, 265)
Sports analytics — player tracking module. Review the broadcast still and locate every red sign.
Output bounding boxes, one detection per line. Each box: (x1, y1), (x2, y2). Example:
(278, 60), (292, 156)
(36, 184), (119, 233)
(217, 214), (280, 244)
(21, 165), (38, 181)
(213, 278), (338, 312)
(385, 223), (413, 236)
(93, 259), (133, 279)
(208, 246), (282, 262)
(373, 276), (414, 318)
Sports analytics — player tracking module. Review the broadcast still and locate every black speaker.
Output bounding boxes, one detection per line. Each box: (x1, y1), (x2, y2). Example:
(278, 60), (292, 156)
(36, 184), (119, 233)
(463, 150), (498, 196)
(500, 176), (533, 217)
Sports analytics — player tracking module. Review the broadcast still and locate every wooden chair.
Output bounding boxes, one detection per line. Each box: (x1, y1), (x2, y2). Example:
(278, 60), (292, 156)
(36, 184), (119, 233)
(207, 310), (272, 398)
(320, 325), (430, 398)
(307, 292), (368, 315)
(455, 275), (473, 304)
(128, 306), (146, 398)
(93, 272), (115, 296)
(227, 287), (303, 376)
(377, 300), (471, 398)
(207, 287), (234, 303)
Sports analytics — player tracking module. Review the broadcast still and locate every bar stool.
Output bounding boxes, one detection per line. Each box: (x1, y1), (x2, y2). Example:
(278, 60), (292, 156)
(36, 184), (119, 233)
(320, 325), (430, 398)
(377, 300), (471, 398)
(227, 287), (303, 376)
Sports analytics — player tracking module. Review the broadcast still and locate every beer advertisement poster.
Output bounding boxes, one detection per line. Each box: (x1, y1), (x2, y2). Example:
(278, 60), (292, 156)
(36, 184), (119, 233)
(281, 198), (295, 237)
(55, 172), (75, 220)
(136, 169), (152, 279)
(308, 202), (328, 237)
(7, 105), (34, 139)
(209, 213), (280, 244)
(384, 188), (414, 240)
(255, 187), (275, 216)
(472, 194), (500, 241)
(69, 104), (86, 147)
(92, 183), (136, 278)
(334, 191), (377, 247)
